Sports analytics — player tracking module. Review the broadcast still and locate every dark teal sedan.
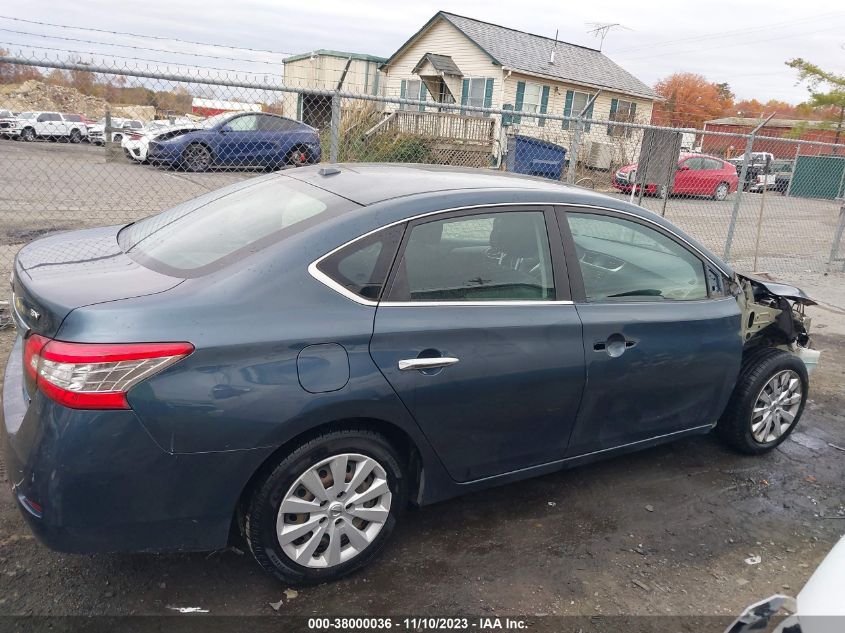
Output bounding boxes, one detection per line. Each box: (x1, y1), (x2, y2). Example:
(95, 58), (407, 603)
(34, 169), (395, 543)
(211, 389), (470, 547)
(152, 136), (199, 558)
(2, 165), (817, 585)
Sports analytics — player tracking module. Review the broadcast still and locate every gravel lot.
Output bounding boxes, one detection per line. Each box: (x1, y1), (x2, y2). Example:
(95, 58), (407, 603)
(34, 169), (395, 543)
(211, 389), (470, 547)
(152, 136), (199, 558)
(1, 137), (845, 623)
(1, 138), (843, 280)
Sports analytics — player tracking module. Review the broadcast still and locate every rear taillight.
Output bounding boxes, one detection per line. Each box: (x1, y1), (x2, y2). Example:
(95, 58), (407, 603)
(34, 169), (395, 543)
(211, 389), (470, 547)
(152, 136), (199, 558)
(23, 335), (193, 410)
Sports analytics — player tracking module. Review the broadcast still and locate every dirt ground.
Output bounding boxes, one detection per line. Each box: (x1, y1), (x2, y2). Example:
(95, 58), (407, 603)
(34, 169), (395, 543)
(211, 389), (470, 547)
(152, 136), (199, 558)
(1, 282), (844, 623)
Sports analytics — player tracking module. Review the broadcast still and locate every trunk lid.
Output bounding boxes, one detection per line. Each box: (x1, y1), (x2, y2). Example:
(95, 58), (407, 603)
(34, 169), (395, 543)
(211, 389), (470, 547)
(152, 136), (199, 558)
(11, 225), (184, 339)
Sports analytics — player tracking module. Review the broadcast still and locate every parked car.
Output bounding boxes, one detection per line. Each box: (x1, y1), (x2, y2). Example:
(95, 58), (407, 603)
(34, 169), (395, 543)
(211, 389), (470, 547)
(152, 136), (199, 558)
(613, 153), (740, 200)
(146, 111), (321, 171)
(122, 120), (200, 163)
(87, 118), (144, 145)
(0, 109), (17, 138)
(727, 533), (845, 632)
(3, 165), (818, 585)
(59, 114), (89, 141)
(8, 111), (87, 143)
(747, 159), (794, 195)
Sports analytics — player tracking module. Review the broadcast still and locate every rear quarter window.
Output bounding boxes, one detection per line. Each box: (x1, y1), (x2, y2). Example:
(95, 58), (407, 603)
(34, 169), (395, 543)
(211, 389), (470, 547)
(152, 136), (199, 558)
(119, 177), (358, 276)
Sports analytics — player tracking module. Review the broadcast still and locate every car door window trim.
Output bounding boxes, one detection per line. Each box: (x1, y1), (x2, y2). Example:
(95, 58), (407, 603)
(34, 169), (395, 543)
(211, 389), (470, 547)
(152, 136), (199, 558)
(308, 202), (730, 306)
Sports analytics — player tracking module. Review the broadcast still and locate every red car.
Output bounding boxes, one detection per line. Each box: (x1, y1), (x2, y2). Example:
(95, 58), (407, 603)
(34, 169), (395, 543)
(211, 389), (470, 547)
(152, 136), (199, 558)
(612, 153), (739, 201)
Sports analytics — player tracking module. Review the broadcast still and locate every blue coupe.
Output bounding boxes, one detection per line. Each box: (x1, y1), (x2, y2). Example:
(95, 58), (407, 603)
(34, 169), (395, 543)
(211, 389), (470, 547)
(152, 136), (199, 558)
(146, 111), (321, 171)
(3, 165), (817, 586)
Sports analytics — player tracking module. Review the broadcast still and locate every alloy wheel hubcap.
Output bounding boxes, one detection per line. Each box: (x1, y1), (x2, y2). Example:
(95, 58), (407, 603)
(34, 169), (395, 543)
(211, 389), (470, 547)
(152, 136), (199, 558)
(751, 370), (802, 443)
(276, 453), (392, 568)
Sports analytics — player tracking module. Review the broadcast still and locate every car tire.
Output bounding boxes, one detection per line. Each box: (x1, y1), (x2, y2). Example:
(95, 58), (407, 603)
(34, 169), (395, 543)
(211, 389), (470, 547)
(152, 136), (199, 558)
(286, 146), (311, 167)
(716, 348), (808, 455)
(244, 429), (407, 585)
(181, 143), (212, 172)
(713, 182), (730, 201)
(69, 129), (82, 144)
(20, 128), (35, 142)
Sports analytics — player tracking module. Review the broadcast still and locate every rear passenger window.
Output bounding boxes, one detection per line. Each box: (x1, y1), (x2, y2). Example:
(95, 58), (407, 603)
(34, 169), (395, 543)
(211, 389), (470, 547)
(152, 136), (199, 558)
(387, 211), (555, 302)
(316, 225), (404, 301)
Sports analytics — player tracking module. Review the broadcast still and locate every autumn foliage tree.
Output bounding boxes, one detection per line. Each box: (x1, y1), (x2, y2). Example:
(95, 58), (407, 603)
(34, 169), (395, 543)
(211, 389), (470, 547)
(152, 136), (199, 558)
(652, 73), (734, 128)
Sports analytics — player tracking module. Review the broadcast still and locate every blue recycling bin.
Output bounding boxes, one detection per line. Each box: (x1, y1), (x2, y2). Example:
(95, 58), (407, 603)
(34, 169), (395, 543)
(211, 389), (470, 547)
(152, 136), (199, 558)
(506, 135), (567, 181)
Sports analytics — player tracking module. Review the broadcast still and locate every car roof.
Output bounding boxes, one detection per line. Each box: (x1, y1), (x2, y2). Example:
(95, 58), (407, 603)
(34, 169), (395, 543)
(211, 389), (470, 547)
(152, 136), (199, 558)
(285, 163), (608, 205)
(280, 164), (733, 275)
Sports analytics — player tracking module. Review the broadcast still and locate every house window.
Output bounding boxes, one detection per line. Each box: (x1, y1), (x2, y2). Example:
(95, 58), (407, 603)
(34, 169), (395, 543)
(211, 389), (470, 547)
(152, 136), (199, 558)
(562, 90), (594, 132)
(608, 99), (637, 137)
(520, 82), (544, 124)
(463, 78), (489, 117)
(400, 79), (430, 111)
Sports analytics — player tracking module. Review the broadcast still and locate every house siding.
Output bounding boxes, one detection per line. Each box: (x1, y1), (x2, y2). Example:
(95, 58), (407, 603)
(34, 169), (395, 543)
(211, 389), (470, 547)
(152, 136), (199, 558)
(285, 55), (382, 95)
(380, 17), (503, 108)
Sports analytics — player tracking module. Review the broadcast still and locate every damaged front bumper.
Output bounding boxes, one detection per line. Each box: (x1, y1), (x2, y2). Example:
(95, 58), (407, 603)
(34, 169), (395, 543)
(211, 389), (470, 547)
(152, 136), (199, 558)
(733, 272), (819, 372)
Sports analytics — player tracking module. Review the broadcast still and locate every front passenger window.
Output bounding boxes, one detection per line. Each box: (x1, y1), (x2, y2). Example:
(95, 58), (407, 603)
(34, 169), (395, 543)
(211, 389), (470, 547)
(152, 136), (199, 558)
(567, 213), (707, 302)
(389, 211), (555, 302)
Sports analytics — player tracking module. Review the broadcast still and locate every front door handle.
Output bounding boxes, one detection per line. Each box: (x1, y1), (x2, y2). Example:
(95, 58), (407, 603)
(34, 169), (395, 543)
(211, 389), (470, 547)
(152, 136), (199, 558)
(593, 333), (637, 358)
(398, 357), (460, 371)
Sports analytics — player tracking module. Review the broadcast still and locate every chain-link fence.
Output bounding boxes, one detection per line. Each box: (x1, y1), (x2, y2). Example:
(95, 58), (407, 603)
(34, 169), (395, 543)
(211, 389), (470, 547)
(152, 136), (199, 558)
(2, 53), (845, 284)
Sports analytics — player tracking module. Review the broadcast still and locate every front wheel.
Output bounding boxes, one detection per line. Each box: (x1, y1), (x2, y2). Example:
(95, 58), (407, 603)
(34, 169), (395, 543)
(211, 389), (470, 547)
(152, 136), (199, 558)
(713, 182), (730, 201)
(717, 348), (808, 454)
(181, 143), (212, 172)
(244, 429), (407, 585)
(20, 127), (35, 142)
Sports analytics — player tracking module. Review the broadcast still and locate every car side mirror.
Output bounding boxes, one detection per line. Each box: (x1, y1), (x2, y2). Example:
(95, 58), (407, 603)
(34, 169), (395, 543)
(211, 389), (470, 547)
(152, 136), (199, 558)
(220, 126), (232, 134)
(677, 165), (689, 171)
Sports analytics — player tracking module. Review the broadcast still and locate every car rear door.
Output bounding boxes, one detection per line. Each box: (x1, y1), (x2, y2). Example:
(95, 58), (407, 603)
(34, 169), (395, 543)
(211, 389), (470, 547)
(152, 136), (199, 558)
(558, 207), (742, 456)
(369, 206), (586, 483)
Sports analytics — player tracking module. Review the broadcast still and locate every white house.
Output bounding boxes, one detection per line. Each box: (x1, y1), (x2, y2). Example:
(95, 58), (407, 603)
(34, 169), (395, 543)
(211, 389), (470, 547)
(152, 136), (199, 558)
(378, 11), (659, 166)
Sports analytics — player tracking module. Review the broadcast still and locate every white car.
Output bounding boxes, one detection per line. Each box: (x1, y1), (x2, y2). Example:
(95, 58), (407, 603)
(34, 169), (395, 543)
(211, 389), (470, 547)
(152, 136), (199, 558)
(727, 534), (845, 633)
(0, 109), (17, 138)
(121, 120), (199, 163)
(88, 118), (144, 145)
(9, 111), (88, 143)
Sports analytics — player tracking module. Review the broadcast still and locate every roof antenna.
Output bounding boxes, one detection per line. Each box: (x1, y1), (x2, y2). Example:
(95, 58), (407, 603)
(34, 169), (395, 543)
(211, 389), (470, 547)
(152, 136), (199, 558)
(549, 29), (558, 64)
(585, 22), (630, 52)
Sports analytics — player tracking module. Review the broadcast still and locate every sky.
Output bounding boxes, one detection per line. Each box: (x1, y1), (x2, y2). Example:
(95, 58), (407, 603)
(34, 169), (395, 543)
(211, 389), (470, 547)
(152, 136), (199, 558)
(1, 0), (843, 103)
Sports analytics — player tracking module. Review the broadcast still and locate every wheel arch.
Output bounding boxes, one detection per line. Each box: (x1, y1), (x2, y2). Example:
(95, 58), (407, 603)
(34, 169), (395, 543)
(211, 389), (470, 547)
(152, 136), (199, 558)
(229, 416), (424, 545)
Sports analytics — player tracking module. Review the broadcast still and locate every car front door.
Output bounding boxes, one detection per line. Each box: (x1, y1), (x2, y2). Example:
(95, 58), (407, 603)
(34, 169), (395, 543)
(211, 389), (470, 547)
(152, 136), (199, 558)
(217, 114), (260, 166)
(559, 207), (742, 457)
(673, 157), (703, 195)
(369, 207), (586, 482)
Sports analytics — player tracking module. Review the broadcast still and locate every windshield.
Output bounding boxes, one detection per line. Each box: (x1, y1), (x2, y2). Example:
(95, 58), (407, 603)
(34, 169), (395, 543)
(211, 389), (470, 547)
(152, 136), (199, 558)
(18, 112), (35, 119)
(200, 113), (235, 129)
(0, 110), (11, 118)
(118, 177), (358, 275)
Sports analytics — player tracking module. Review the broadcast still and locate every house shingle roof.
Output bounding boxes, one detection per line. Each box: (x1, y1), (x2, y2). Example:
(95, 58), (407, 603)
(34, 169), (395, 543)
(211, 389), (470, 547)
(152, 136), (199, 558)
(387, 12), (657, 100)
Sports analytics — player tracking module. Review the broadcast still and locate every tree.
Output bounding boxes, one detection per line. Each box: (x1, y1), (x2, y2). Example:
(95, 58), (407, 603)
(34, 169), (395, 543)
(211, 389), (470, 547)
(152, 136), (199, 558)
(0, 48), (43, 84)
(786, 58), (845, 152)
(652, 73), (734, 128)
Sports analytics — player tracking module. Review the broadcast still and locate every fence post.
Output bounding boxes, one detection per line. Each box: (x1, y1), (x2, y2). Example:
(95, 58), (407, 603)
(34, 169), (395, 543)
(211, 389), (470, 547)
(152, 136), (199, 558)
(566, 119), (582, 184)
(104, 109), (112, 145)
(724, 114), (774, 261)
(329, 92), (341, 163)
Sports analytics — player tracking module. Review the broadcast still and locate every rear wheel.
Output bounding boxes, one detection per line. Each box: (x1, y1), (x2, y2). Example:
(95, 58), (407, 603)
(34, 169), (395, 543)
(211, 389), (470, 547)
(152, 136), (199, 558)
(69, 129), (82, 144)
(244, 429), (406, 585)
(286, 146), (311, 167)
(713, 182), (730, 201)
(717, 348), (808, 454)
(181, 143), (212, 172)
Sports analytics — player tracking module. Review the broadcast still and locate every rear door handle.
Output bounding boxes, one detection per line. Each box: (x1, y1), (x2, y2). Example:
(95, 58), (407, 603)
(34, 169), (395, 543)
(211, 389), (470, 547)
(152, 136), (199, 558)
(398, 357), (460, 371)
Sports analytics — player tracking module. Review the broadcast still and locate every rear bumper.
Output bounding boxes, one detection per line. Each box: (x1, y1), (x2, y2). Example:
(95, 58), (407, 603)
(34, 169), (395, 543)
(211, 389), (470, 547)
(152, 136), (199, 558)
(2, 336), (273, 553)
